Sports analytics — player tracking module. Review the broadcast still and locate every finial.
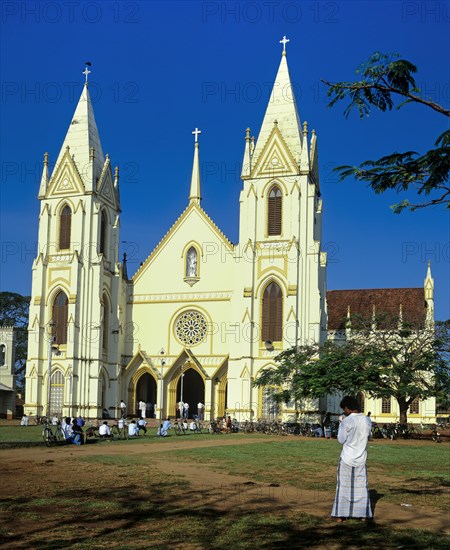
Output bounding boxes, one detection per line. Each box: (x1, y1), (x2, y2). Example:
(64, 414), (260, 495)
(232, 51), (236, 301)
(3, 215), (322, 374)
(303, 121), (308, 133)
(312, 129), (316, 137)
(192, 127), (202, 143)
(90, 147), (95, 161)
(280, 35), (289, 55)
(245, 127), (251, 140)
(43, 152), (49, 165)
(83, 62), (92, 86)
(66, 145), (70, 151)
(114, 166), (119, 178)
(105, 153), (110, 160)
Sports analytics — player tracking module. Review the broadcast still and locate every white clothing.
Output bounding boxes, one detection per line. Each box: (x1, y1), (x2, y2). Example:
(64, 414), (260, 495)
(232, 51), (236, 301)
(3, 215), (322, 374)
(62, 423), (73, 439)
(337, 413), (372, 467)
(20, 416), (29, 426)
(128, 423), (138, 437)
(189, 421), (197, 431)
(118, 418), (125, 429)
(99, 424), (111, 436)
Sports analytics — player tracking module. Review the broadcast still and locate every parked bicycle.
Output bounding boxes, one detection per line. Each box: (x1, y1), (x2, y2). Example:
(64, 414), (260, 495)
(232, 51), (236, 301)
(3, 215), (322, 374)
(42, 421), (65, 446)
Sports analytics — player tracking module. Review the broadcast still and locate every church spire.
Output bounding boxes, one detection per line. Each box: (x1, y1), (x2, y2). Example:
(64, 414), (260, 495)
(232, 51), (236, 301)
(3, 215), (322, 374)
(251, 37), (302, 169)
(241, 127), (252, 178)
(38, 152), (49, 198)
(53, 66), (105, 189)
(189, 128), (202, 204)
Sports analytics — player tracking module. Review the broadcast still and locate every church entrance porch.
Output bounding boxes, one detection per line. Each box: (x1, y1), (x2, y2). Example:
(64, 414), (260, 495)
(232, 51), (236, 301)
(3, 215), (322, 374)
(135, 373), (157, 418)
(174, 368), (204, 419)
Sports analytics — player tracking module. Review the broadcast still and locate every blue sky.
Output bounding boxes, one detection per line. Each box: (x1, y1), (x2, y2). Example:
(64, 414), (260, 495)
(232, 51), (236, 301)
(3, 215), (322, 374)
(1, 0), (449, 320)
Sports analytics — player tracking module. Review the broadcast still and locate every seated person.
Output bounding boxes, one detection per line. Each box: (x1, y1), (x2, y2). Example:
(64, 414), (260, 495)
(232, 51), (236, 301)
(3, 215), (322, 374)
(137, 418), (147, 434)
(61, 417), (74, 441)
(128, 420), (139, 437)
(51, 415), (59, 426)
(182, 419), (188, 431)
(20, 414), (29, 426)
(157, 417), (172, 436)
(99, 421), (111, 438)
(189, 421), (197, 431)
(102, 408), (111, 419)
(71, 418), (84, 445)
(226, 416), (232, 431)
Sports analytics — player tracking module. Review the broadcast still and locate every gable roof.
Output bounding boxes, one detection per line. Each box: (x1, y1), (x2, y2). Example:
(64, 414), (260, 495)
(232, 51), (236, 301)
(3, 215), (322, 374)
(326, 288), (427, 330)
(132, 202), (234, 283)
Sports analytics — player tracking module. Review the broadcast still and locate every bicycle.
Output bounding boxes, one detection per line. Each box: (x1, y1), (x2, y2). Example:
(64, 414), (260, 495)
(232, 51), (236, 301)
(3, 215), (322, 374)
(174, 421), (187, 436)
(42, 422), (65, 446)
(111, 424), (128, 440)
(431, 426), (441, 443)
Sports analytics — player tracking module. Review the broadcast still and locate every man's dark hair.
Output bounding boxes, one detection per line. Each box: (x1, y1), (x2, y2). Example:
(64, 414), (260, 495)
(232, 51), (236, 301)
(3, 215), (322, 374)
(340, 396), (361, 411)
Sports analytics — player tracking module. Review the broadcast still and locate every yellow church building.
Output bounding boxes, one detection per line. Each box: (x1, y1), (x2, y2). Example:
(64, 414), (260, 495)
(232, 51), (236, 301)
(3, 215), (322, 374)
(24, 43), (436, 424)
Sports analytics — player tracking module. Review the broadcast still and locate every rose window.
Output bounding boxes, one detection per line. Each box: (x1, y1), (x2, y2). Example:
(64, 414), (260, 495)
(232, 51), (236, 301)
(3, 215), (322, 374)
(175, 310), (207, 346)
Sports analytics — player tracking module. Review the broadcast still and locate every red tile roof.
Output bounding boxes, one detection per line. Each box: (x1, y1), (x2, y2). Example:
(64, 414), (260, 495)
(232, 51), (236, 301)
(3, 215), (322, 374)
(326, 288), (427, 330)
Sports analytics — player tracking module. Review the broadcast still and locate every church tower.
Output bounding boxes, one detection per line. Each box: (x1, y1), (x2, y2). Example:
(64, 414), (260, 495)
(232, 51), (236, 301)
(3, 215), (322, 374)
(227, 39), (327, 420)
(25, 69), (124, 419)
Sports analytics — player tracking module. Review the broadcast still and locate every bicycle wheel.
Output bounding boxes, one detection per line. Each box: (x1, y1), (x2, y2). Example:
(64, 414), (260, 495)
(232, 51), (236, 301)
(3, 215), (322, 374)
(110, 425), (120, 440)
(55, 427), (65, 444)
(42, 427), (54, 447)
(174, 424), (183, 436)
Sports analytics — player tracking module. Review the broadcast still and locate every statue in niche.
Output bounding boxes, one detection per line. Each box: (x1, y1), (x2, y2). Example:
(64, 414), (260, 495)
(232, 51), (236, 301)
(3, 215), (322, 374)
(186, 247), (198, 277)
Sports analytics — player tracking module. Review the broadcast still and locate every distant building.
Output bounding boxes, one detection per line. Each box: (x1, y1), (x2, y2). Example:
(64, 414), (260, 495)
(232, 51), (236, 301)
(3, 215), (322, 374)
(0, 326), (16, 419)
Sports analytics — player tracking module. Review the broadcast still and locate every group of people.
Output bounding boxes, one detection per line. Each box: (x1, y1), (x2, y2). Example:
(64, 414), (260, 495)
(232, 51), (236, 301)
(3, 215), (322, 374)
(176, 401), (205, 420)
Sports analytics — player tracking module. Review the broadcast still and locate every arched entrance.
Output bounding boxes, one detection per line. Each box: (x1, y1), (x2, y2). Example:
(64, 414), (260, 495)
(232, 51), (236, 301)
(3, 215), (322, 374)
(176, 368), (204, 418)
(136, 373), (157, 417)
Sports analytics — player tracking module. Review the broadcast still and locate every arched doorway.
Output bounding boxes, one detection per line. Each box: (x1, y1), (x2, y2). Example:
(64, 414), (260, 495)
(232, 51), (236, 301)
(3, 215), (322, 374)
(176, 369), (204, 418)
(136, 373), (157, 417)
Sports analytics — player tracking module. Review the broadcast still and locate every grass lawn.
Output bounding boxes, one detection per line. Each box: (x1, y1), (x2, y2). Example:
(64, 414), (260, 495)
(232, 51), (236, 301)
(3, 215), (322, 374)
(158, 438), (450, 509)
(1, 431), (449, 548)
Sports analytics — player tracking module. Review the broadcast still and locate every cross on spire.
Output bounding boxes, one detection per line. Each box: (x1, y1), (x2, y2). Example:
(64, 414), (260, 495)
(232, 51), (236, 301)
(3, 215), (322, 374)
(82, 63), (91, 83)
(192, 127), (201, 143)
(280, 35), (290, 52)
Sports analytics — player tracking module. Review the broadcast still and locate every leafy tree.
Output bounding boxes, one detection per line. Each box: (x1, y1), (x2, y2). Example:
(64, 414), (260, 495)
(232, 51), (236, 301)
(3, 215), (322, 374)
(322, 52), (450, 213)
(0, 292), (30, 392)
(254, 316), (450, 424)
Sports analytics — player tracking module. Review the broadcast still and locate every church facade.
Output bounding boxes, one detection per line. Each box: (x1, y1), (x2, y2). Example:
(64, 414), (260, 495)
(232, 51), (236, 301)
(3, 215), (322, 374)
(24, 47), (435, 423)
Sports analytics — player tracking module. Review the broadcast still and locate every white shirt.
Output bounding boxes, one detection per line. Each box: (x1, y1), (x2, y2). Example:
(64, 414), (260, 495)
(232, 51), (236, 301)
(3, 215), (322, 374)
(128, 423), (138, 436)
(338, 413), (372, 467)
(99, 424), (111, 436)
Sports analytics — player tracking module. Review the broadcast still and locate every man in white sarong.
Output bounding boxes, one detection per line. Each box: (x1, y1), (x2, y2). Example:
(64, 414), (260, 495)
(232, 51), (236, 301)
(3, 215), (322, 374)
(331, 395), (373, 521)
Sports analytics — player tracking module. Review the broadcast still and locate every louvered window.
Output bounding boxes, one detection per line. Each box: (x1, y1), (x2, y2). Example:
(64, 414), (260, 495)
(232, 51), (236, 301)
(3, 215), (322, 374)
(99, 210), (107, 257)
(59, 205), (71, 250)
(262, 282), (282, 341)
(381, 397), (391, 414)
(409, 398), (419, 414)
(268, 186), (282, 236)
(52, 291), (68, 345)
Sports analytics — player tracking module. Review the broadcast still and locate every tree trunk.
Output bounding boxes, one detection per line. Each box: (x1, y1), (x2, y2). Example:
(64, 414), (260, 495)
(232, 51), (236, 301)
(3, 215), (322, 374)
(398, 397), (408, 424)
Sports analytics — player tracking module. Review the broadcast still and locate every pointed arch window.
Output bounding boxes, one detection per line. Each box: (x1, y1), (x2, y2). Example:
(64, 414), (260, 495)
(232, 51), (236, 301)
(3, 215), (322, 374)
(186, 246), (198, 277)
(262, 282), (283, 342)
(52, 291), (68, 345)
(102, 294), (109, 351)
(59, 205), (72, 250)
(268, 185), (282, 236)
(381, 397), (391, 414)
(99, 210), (107, 257)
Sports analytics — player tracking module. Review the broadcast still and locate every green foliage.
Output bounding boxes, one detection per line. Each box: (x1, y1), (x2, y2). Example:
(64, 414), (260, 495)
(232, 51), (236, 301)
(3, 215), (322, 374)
(254, 316), (450, 423)
(0, 291), (30, 390)
(323, 52), (450, 212)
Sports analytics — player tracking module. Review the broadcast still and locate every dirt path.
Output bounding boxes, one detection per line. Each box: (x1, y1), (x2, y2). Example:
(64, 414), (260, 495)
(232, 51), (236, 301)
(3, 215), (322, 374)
(1, 436), (448, 535)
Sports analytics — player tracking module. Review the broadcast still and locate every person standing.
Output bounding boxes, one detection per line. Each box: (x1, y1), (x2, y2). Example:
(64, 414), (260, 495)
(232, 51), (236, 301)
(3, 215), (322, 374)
(177, 400), (184, 420)
(183, 402), (189, 420)
(120, 400), (126, 418)
(331, 395), (373, 521)
(197, 401), (204, 421)
(139, 400), (146, 419)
